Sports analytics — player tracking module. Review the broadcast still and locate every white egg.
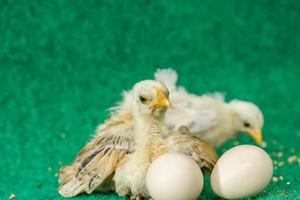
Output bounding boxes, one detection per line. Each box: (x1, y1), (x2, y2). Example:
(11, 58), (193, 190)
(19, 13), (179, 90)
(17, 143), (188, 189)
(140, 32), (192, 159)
(146, 152), (203, 200)
(211, 145), (273, 199)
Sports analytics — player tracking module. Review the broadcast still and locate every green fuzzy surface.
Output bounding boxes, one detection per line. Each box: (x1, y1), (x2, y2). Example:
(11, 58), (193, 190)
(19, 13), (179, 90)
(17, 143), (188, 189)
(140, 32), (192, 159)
(1, 0), (300, 199)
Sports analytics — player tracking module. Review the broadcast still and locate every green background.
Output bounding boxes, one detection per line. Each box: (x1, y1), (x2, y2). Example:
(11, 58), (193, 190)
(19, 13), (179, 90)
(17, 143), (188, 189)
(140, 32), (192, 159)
(1, 0), (299, 199)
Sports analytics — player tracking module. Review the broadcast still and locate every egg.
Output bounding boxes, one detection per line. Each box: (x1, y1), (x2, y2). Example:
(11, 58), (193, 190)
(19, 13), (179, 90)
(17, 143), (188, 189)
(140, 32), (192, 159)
(146, 152), (203, 200)
(211, 145), (273, 199)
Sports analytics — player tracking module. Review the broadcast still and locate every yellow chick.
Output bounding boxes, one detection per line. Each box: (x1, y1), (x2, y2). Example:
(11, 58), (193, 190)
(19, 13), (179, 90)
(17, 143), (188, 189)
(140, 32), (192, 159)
(58, 80), (217, 199)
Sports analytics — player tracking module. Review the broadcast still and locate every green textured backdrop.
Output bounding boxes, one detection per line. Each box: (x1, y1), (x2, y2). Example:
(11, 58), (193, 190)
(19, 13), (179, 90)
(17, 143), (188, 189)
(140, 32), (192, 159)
(0, 0), (300, 199)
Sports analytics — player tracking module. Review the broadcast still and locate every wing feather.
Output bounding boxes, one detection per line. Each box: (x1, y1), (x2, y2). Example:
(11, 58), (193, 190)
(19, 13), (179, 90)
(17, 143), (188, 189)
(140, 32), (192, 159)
(58, 113), (134, 197)
(166, 126), (218, 171)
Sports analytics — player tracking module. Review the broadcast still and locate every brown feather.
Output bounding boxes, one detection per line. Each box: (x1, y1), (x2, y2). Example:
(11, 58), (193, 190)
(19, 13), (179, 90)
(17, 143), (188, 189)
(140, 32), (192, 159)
(58, 113), (134, 197)
(190, 135), (218, 170)
(166, 126), (218, 171)
(59, 165), (79, 185)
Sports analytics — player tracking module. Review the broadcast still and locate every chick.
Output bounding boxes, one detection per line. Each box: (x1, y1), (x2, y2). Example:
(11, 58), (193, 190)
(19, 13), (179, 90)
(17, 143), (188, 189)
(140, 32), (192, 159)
(154, 68), (264, 147)
(113, 80), (170, 199)
(58, 80), (217, 199)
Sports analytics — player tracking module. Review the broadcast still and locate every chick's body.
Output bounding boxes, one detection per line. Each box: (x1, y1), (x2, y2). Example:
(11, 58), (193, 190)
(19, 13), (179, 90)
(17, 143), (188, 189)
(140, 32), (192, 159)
(59, 80), (171, 198)
(113, 81), (170, 198)
(166, 92), (239, 147)
(114, 114), (169, 197)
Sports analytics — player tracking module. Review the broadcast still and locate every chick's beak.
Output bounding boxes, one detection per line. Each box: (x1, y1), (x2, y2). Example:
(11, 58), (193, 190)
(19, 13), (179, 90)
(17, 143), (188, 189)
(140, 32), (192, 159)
(150, 88), (169, 110)
(247, 129), (263, 145)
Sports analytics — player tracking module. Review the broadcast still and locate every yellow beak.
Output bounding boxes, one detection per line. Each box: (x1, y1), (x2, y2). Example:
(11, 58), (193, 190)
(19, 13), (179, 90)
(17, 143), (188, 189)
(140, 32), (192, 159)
(150, 88), (169, 110)
(247, 129), (263, 145)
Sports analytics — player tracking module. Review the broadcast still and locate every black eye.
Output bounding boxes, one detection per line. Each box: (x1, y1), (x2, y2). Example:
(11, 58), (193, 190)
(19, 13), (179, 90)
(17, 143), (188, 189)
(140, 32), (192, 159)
(244, 122), (250, 127)
(139, 96), (147, 104)
(165, 90), (169, 98)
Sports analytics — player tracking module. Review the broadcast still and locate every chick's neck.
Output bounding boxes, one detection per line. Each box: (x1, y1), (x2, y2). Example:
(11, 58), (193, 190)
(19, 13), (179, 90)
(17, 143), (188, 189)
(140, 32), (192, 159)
(133, 113), (168, 144)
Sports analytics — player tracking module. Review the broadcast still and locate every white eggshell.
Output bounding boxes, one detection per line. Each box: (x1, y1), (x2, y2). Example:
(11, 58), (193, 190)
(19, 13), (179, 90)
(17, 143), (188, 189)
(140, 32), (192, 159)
(211, 145), (273, 199)
(146, 152), (203, 200)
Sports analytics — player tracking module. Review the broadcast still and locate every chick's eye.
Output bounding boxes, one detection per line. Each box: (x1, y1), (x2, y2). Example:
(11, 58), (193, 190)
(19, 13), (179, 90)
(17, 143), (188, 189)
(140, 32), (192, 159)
(139, 96), (147, 104)
(244, 122), (250, 127)
(165, 90), (169, 97)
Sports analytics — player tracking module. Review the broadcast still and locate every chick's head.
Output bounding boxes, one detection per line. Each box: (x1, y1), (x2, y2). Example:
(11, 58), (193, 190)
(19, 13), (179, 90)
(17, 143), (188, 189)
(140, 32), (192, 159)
(229, 100), (264, 145)
(132, 80), (169, 117)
